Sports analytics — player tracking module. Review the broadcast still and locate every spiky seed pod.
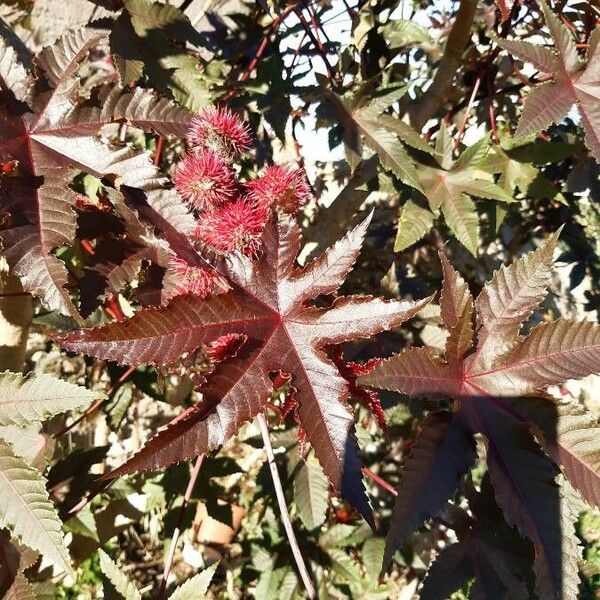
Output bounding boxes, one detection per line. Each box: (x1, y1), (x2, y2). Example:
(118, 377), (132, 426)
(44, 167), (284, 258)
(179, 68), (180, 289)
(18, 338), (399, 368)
(194, 197), (269, 256)
(188, 106), (252, 160)
(173, 150), (237, 211)
(246, 164), (311, 214)
(165, 255), (224, 300)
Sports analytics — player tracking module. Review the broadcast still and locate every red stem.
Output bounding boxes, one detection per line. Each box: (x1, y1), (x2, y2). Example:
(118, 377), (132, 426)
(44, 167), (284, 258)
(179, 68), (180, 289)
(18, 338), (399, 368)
(487, 71), (499, 144)
(222, 5), (296, 101)
(294, 8), (336, 81)
(54, 365), (136, 438)
(104, 295), (127, 322)
(80, 239), (95, 256)
(362, 467), (398, 496)
(154, 136), (165, 166)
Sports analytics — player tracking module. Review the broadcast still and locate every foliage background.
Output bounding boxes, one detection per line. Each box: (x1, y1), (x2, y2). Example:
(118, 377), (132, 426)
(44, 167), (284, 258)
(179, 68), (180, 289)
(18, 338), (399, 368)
(0, 0), (600, 598)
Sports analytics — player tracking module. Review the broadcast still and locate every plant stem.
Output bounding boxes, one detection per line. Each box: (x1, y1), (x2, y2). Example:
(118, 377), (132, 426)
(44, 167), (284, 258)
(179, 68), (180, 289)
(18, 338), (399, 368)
(156, 454), (205, 600)
(295, 7), (337, 82)
(362, 467), (398, 496)
(257, 412), (317, 600)
(153, 136), (165, 166)
(54, 365), (136, 438)
(454, 74), (481, 150)
(409, 0), (478, 130)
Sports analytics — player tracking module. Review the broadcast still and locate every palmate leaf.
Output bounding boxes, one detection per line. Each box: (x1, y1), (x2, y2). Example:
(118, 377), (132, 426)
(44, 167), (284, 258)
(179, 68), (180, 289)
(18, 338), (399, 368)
(110, 0), (212, 111)
(324, 87), (424, 190)
(476, 136), (570, 218)
(360, 231), (600, 597)
(58, 213), (431, 524)
(293, 453), (329, 530)
(0, 30), (193, 318)
(397, 124), (515, 254)
(98, 550), (142, 600)
(0, 438), (72, 575)
(494, 0), (600, 160)
(168, 563), (218, 600)
(383, 413), (476, 568)
(0, 371), (102, 426)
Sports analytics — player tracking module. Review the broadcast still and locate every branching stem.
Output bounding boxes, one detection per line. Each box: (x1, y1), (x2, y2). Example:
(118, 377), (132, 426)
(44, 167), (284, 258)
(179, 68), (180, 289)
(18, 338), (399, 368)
(156, 454), (205, 600)
(257, 412), (317, 600)
(409, 0), (478, 130)
(54, 365), (136, 438)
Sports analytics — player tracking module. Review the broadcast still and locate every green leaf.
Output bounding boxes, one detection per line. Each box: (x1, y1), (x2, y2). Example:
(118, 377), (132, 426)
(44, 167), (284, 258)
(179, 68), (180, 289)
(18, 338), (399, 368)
(434, 122), (453, 169)
(104, 383), (133, 431)
(355, 117), (423, 191)
(168, 68), (212, 112)
(293, 454), (329, 530)
(361, 84), (408, 115)
(373, 114), (435, 155)
(383, 19), (431, 49)
(65, 506), (99, 542)
(452, 176), (516, 203)
(452, 136), (491, 171)
(0, 371), (102, 426)
(440, 192), (479, 256)
(329, 548), (363, 586)
(98, 550), (142, 600)
(168, 562), (218, 600)
(324, 90), (422, 190)
(0, 424), (50, 466)
(479, 145), (541, 194)
(255, 564), (287, 600)
(278, 569), (300, 600)
(408, 131), (515, 252)
(362, 537), (385, 581)
(0, 438), (72, 575)
(394, 199), (435, 252)
(320, 524), (371, 549)
(110, 0), (213, 110)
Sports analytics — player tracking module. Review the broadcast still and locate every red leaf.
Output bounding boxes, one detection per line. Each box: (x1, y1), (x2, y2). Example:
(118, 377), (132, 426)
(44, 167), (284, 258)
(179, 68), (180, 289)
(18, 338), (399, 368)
(494, 0), (600, 160)
(360, 232), (597, 595)
(59, 213), (431, 524)
(0, 31), (193, 317)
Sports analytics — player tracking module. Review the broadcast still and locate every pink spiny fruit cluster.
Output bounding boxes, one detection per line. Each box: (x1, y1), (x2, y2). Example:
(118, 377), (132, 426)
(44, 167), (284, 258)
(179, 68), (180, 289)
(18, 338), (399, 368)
(170, 106), (311, 299)
(245, 164), (311, 215)
(166, 255), (225, 300)
(173, 150), (236, 210)
(188, 106), (252, 159)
